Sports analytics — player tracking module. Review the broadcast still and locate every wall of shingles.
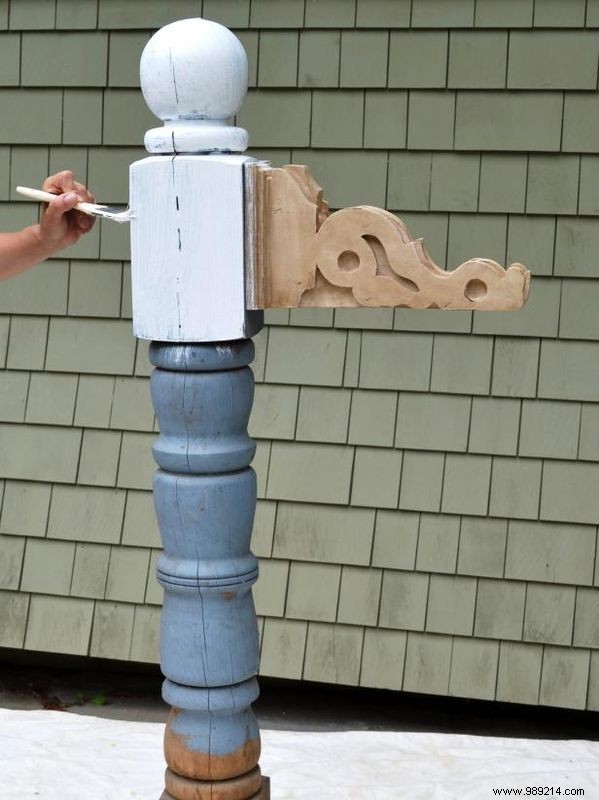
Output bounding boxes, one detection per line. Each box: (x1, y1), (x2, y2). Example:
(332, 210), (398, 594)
(1, 0), (599, 711)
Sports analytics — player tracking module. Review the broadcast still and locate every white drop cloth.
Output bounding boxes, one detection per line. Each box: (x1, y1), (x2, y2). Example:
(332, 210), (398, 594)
(0, 708), (598, 799)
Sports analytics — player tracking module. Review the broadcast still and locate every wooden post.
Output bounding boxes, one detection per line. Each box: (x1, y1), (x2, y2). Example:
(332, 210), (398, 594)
(129, 19), (268, 800)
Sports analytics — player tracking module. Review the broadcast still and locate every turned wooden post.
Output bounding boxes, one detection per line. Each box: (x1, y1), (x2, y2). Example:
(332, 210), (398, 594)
(129, 19), (268, 800)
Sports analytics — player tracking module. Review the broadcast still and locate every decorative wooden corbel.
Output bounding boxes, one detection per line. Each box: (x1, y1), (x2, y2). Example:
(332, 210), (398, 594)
(246, 162), (530, 311)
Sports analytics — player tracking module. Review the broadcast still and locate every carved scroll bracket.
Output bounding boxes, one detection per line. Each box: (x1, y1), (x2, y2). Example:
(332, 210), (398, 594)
(245, 162), (530, 311)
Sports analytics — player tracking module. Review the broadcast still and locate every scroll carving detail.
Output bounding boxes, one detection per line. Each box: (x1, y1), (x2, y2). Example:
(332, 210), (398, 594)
(246, 162), (530, 311)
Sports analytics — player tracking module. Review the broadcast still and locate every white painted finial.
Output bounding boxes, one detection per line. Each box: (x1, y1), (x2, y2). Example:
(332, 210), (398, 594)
(140, 18), (249, 154)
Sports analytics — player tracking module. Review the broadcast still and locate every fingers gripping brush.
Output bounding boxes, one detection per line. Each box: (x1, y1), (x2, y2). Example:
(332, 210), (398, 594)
(15, 186), (132, 223)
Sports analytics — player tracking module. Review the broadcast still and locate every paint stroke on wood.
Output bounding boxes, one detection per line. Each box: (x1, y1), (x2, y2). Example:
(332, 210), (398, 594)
(246, 163), (531, 311)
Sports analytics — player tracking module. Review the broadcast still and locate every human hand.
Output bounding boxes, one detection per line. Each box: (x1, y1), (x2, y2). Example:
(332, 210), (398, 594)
(37, 170), (95, 254)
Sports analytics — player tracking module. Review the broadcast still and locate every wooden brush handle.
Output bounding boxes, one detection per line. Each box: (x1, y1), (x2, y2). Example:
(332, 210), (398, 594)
(15, 186), (97, 216)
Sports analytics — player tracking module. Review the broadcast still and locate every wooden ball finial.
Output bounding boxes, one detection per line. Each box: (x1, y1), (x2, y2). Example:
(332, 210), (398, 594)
(140, 18), (249, 154)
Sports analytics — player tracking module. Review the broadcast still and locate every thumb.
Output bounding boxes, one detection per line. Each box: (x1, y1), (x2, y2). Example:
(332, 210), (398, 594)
(43, 192), (78, 226)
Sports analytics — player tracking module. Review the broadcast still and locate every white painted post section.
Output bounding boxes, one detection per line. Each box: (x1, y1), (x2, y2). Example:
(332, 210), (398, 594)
(130, 18), (262, 342)
(129, 18), (268, 800)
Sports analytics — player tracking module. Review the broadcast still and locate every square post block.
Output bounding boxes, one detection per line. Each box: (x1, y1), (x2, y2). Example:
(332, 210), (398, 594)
(130, 153), (263, 343)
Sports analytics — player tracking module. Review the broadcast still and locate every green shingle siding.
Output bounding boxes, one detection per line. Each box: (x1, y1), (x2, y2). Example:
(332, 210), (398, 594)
(0, 1), (598, 711)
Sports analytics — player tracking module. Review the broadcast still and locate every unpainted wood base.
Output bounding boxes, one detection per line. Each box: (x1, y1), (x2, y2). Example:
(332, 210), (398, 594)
(160, 775), (270, 800)
(163, 764), (263, 800)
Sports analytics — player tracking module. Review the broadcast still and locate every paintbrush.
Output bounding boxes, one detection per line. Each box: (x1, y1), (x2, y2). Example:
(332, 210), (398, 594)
(15, 186), (132, 223)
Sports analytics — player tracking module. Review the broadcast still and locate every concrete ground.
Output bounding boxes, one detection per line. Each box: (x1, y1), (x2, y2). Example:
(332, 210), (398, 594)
(0, 648), (597, 739)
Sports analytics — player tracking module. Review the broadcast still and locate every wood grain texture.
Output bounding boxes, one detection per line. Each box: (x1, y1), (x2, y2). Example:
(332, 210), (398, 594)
(246, 162), (530, 311)
(164, 766), (263, 799)
(161, 775), (269, 800)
